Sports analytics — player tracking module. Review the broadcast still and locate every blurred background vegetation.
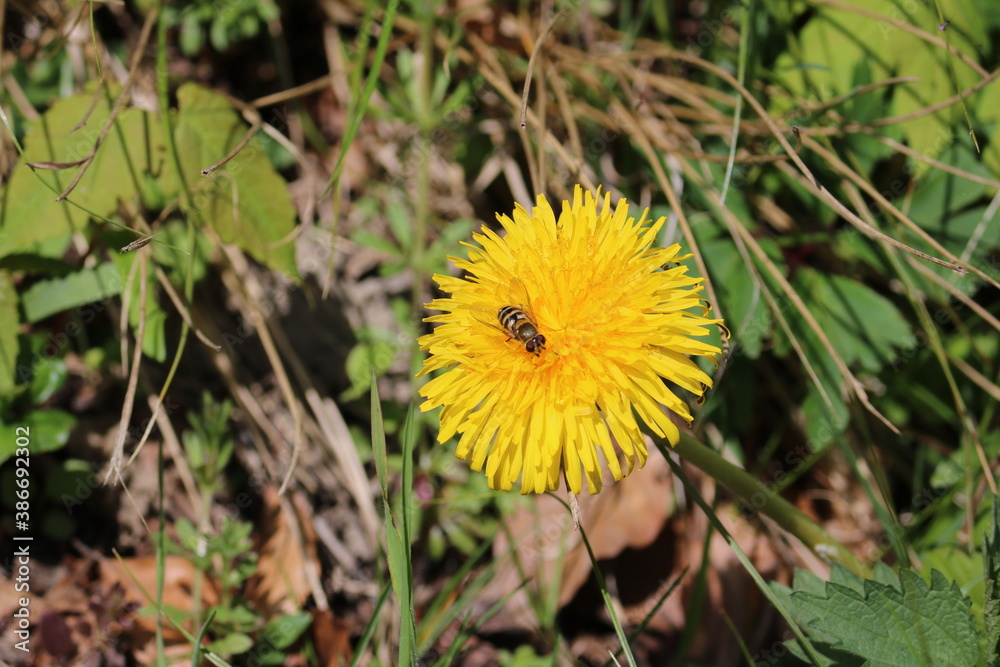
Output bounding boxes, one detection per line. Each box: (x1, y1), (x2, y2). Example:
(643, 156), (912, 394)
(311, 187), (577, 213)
(0, 0), (998, 664)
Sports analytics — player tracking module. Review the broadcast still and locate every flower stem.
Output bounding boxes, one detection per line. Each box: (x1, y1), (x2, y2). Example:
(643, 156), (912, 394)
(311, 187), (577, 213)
(671, 433), (871, 577)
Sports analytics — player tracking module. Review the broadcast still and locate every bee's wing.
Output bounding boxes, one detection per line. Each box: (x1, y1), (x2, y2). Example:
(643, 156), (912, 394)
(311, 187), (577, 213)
(505, 275), (534, 310)
(468, 305), (508, 336)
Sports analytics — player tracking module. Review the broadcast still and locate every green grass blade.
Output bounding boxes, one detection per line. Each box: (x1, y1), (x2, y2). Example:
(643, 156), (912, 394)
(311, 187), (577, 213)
(348, 584), (392, 667)
(371, 370), (417, 665)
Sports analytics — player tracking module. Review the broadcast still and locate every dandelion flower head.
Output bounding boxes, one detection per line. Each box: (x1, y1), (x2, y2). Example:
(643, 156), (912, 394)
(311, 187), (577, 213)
(418, 186), (721, 494)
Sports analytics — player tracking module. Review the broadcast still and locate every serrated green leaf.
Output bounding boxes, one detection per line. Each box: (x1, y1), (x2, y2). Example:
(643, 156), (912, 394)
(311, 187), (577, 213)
(21, 262), (123, 323)
(701, 237), (771, 359)
(920, 547), (985, 631)
(791, 567), (979, 667)
(163, 83), (299, 280)
(792, 269), (911, 372)
(0, 88), (162, 257)
(984, 494), (1000, 663)
(0, 270), (19, 395)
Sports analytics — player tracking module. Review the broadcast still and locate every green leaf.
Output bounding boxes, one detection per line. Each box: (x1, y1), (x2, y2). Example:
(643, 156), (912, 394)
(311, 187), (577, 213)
(701, 237), (771, 359)
(163, 83), (299, 279)
(0, 409), (76, 466)
(0, 87), (163, 257)
(262, 612), (313, 649)
(342, 339), (398, 401)
(206, 632), (254, 655)
(386, 200), (413, 251)
(984, 494), (1000, 664)
(24, 334), (69, 405)
(772, 0), (985, 165)
(791, 269), (912, 373)
(352, 227), (402, 257)
(109, 251), (168, 362)
(790, 566), (980, 666)
(0, 270), (19, 395)
(20, 262), (123, 323)
(371, 376), (416, 665)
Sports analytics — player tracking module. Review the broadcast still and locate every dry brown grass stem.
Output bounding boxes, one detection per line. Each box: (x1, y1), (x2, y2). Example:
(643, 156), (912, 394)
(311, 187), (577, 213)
(154, 266), (221, 351)
(858, 130), (1000, 189)
(251, 74), (337, 108)
(218, 244), (304, 496)
(866, 67), (999, 126)
(107, 249), (149, 483)
(948, 354), (1000, 403)
(907, 261), (1000, 335)
(468, 32), (597, 194)
(799, 135), (995, 286)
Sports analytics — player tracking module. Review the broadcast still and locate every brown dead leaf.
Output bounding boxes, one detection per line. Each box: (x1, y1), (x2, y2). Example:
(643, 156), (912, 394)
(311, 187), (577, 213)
(99, 554), (219, 642)
(311, 608), (354, 667)
(244, 485), (321, 616)
(478, 448), (675, 633)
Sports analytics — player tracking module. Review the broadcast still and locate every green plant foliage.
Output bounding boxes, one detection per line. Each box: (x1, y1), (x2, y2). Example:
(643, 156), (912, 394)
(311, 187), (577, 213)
(0, 90), (163, 257)
(0, 83), (298, 280)
(109, 250), (168, 361)
(795, 269), (912, 372)
(772, 0), (990, 172)
(165, 0), (279, 57)
(0, 271), (18, 395)
(699, 236), (771, 360)
(0, 409), (75, 466)
(20, 262), (122, 323)
(779, 563), (980, 666)
(163, 84), (299, 279)
(371, 378), (416, 665)
(984, 496), (1000, 664)
(182, 392), (235, 491)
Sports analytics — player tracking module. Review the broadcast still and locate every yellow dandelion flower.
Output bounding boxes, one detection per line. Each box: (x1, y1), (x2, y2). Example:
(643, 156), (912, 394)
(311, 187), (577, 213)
(417, 185), (721, 494)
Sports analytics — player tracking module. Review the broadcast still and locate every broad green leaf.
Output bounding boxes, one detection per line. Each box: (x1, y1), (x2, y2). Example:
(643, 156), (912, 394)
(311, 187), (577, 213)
(773, 0), (985, 165)
(24, 334), (69, 404)
(701, 237), (771, 359)
(791, 567), (979, 666)
(205, 632), (254, 655)
(920, 548), (985, 631)
(0, 89), (161, 257)
(20, 262), (123, 323)
(0, 409), (76, 466)
(162, 83), (299, 280)
(0, 270), (18, 395)
(984, 494), (1000, 664)
(771, 571), (865, 666)
(977, 76), (1000, 178)
(790, 269), (912, 373)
